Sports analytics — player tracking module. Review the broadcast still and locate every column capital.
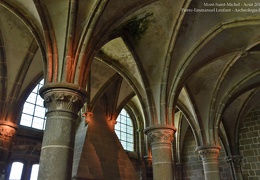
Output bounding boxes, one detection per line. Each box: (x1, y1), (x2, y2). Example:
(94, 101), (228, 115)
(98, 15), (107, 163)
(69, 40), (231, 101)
(143, 155), (153, 168)
(176, 162), (183, 167)
(144, 125), (176, 144)
(0, 121), (18, 176)
(0, 121), (17, 144)
(196, 145), (221, 159)
(82, 111), (93, 125)
(40, 82), (87, 114)
(226, 155), (243, 167)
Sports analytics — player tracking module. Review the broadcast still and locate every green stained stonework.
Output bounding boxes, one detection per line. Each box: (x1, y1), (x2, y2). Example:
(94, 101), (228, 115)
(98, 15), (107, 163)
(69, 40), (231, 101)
(115, 12), (154, 42)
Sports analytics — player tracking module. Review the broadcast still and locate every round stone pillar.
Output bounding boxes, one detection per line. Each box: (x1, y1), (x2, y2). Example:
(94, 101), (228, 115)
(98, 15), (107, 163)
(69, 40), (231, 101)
(145, 125), (176, 180)
(38, 83), (86, 180)
(196, 146), (221, 180)
(226, 156), (243, 180)
(0, 121), (17, 177)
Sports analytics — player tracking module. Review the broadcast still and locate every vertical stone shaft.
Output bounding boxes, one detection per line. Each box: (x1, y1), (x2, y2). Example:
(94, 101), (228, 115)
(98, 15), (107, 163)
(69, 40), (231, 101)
(175, 163), (183, 180)
(143, 155), (153, 179)
(145, 125), (176, 180)
(38, 83), (86, 180)
(0, 121), (17, 177)
(197, 146), (221, 180)
(226, 156), (243, 180)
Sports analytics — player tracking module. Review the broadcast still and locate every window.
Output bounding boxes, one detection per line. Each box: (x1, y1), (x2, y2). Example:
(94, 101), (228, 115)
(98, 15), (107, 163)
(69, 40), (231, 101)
(20, 79), (46, 130)
(115, 108), (134, 151)
(9, 162), (24, 180)
(30, 164), (39, 180)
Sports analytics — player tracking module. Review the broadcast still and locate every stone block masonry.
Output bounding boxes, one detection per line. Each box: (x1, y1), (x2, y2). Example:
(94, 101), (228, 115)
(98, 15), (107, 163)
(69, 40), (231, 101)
(182, 128), (231, 179)
(239, 104), (260, 179)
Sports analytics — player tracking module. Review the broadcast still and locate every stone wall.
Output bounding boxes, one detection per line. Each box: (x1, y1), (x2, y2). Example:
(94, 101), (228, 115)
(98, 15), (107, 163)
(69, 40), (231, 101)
(128, 156), (146, 180)
(239, 104), (260, 179)
(218, 147), (232, 180)
(182, 128), (204, 180)
(181, 127), (232, 180)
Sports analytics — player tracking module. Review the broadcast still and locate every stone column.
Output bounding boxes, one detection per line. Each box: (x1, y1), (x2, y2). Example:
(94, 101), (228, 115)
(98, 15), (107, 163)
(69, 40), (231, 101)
(175, 163), (183, 180)
(145, 125), (176, 180)
(226, 156), (243, 180)
(196, 146), (221, 180)
(38, 83), (86, 180)
(23, 161), (32, 180)
(0, 121), (17, 178)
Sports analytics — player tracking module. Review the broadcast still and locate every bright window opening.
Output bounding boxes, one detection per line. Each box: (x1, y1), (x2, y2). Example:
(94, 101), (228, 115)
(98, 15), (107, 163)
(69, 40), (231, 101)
(115, 109), (134, 151)
(20, 79), (46, 130)
(30, 164), (39, 180)
(9, 162), (24, 180)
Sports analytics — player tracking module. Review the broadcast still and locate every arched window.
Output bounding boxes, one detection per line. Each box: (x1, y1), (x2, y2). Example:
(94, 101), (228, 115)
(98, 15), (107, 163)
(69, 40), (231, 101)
(20, 79), (46, 130)
(30, 164), (39, 180)
(115, 108), (134, 151)
(9, 162), (24, 180)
